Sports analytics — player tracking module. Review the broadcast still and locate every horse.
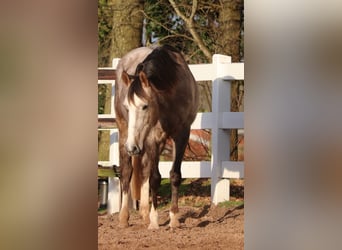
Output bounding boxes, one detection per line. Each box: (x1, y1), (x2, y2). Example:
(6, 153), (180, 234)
(114, 45), (199, 229)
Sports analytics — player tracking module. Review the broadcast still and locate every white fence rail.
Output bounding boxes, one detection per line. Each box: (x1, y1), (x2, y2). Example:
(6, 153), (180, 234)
(98, 54), (244, 214)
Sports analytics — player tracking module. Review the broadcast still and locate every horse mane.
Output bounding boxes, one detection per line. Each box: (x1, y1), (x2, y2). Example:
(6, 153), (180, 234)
(128, 45), (185, 104)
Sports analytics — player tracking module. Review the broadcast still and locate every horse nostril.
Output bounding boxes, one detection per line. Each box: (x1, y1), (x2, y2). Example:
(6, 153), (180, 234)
(125, 144), (141, 155)
(131, 145), (141, 155)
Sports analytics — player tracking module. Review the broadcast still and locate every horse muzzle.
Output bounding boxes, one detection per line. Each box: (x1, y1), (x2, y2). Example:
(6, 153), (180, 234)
(125, 143), (142, 156)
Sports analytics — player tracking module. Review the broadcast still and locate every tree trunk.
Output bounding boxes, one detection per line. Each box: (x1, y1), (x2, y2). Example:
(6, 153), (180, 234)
(216, 0), (243, 62)
(216, 0), (243, 161)
(99, 0), (144, 163)
(109, 0), (144, 60)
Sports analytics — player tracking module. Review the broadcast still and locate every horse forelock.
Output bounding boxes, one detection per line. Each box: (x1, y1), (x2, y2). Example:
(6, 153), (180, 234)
(127, 76), (149, 105)
(126, 45), (188, 106)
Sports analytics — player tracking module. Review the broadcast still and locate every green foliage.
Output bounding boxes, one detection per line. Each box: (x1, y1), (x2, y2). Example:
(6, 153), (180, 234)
(98, 83), (112, 114)
(98, 85), (106, 114)
(98, 130), (110, 161)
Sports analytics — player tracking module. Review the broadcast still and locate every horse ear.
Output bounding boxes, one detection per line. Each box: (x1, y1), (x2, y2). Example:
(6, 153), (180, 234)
(139, 71), (150, 88)
(121, 71), (131, 86)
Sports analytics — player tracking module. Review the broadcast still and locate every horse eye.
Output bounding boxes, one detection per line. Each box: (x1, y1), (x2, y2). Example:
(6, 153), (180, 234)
(142, 105), (148, 110)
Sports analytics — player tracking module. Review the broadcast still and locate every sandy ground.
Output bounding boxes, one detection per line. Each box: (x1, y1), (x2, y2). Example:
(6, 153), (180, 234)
(98, 180), (244, 249)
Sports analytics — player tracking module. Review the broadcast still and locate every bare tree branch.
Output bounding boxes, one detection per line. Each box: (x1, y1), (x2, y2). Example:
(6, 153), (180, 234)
(139, 10), (195, 44)
(168, 0), (187, 21)
(168, 0), (212, 61)
(190, 0), (198, 21)
(158, 34), (194, 43)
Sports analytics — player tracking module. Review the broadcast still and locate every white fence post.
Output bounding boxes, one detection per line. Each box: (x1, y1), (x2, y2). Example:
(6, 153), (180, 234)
(107, 129), (121, 214)
(107, 58), (121, 214)
(107, 176), (121, 214)
(211, 54), (232, 204)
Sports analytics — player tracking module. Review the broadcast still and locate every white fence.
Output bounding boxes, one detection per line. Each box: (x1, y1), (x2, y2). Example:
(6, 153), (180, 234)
(98, 54), (244, 214)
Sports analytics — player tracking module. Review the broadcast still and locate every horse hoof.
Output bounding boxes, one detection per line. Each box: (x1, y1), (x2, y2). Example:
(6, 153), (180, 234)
(169, 211), (180, 228)
(118, 221), (129, 228)
(148, 223), (159, 230)
(169, 220), (180, 228)
(140, 214), (150, 225)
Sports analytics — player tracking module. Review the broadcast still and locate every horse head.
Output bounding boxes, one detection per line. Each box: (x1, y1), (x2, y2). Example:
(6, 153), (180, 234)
(121, 70), (159, 155)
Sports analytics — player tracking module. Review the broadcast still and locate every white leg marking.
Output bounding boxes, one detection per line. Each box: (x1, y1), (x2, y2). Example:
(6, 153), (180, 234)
(122, 191), (129, 205)
(140, 178), (150, 223)
(169, 211), (180, 228)
(119, 192), (130, 227)
(148, 203), (159, 230)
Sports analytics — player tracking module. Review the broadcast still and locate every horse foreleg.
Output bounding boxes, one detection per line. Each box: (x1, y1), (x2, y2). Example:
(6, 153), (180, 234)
(119, 145), (132, 228)
(148, 166), (161, 229)
(169, 171), (181, 228)
(148, 200), (159, 230)
(139, 177), (150, 224)
(119, 190), (130, 228)
(169, 128), (190, 228)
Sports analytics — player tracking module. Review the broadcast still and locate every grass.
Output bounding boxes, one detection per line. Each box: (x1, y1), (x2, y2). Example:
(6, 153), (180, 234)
(158, 178), (211, 208)
(158, 178), (210, 198)
(157, 178), (244, 209)
(97, 177), (244, 214)
(98, 206), (107, 215)
(218, 200), (244, 209)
